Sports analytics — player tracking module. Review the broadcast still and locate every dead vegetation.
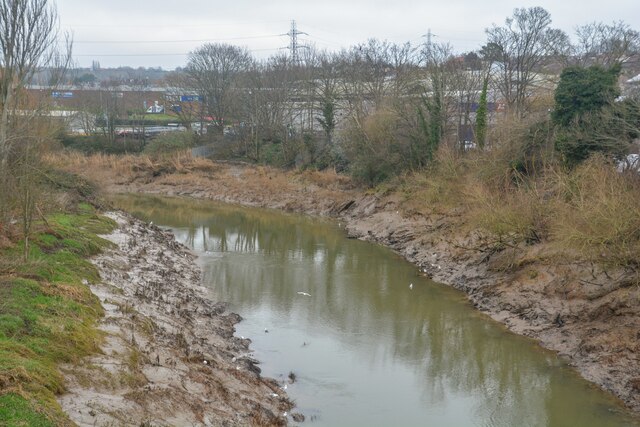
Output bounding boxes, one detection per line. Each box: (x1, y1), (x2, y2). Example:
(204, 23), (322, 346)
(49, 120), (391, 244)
(400, 143), (640, 275)
(45, 150), (355, 217)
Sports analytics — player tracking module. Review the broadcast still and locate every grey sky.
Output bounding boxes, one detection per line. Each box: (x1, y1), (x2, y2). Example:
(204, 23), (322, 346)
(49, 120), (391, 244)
(57, 0), (640, 69)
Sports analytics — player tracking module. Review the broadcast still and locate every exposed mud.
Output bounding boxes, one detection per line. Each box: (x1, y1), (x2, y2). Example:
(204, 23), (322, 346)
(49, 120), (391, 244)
(63, 159), (640, 416)
(58, 211), (293, 426)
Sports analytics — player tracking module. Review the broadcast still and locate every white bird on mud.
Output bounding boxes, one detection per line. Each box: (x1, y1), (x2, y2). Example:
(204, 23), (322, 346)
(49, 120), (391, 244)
(409, 283), (413, 290)
(297, 292), (311, 297)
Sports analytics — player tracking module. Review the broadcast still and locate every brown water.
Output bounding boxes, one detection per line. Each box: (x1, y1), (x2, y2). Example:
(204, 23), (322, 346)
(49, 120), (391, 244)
(112, 194), (639, 427)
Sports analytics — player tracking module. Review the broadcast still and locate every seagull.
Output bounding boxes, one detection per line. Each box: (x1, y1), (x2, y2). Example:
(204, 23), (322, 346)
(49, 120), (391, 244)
(264, 328), (269, 333)
(409, 283), (413, 290)
(297, 292), (311, 297)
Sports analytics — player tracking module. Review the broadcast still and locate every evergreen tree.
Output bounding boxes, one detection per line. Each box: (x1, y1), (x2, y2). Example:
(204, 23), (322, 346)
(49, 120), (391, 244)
(475, 75), (489, 149)
(552, 64), (621, 127)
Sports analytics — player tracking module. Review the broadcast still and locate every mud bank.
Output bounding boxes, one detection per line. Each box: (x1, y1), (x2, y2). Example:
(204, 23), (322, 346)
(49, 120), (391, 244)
(58, 211), (294, 426)
(62, 159), (640, 415)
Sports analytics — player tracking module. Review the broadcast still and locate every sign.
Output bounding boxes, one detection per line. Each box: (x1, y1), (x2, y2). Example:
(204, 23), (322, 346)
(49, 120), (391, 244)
(52, 91), (73, 99)
(180, 95), (203, 102)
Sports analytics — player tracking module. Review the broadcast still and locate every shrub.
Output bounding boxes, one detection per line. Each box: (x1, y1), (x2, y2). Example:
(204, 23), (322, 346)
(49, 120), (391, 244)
(552, 64), (640, 167)
(552, 64), (621, 127)
(58, 134), (145, 154)
(552, 155), (640, 266)
(341, 110), (408, 186)
(143, 132), (198, 155)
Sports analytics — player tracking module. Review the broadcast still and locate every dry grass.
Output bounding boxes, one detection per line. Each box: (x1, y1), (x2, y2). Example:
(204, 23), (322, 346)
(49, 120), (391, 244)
(293, 168), (353, 191)
(403, 143), (640, 270)
(552, 156), (640, 266)
(400, 146), (467, 216)
(464, 178), (550, 246)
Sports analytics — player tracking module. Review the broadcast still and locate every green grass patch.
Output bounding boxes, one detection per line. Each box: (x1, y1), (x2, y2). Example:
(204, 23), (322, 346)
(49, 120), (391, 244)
(0, 393), (55, 427)
(0, 204), (116, 425)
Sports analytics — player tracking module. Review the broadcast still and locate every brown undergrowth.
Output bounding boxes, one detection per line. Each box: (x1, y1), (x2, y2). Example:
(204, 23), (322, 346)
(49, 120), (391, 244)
(402, 146), (640, 275)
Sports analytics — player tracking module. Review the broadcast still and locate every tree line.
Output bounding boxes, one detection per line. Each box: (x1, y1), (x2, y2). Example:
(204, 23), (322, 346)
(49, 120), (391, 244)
(163, 7), (639, 184)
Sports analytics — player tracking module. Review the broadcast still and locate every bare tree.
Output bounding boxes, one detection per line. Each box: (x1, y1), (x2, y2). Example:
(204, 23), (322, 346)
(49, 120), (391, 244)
(185, 43), (253, 134)
(0, 0), (71, 258)
(312, 49), (341, 145)
(574, 21), (640, 67)
(0, 0), (62, 177)
(164, 71), (204, 131)
(244, 54), (297, 163)
(484, 7), (569, 116)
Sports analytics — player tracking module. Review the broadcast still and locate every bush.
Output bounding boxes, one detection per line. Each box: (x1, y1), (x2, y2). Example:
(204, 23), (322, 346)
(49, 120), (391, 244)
(552, 64), (639, 167)
(143, 132), (198, 155)
(341, 110), (409, 187)
(554, 100), (640, 167)
(552, 155), (640, 266)
(58, 134), (145, 154)
(552, 64), (621, 127)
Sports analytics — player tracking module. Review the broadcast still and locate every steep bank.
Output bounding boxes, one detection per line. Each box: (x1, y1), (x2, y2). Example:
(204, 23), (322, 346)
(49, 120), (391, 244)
(50, 155), (640, 415)
(58, 211), (293, 426)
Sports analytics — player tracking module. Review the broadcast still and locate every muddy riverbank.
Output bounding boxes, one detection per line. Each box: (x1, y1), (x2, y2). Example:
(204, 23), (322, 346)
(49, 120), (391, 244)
(56, 156), (640, 415)
(58, 211), (294, 426)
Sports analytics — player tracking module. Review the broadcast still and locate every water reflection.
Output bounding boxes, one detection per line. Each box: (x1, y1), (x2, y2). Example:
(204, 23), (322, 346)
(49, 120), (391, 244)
(112, 194), (639, 427)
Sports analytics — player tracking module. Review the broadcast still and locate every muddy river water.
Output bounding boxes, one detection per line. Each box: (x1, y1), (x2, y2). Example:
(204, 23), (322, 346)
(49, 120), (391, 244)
(112, 194), (639, 427)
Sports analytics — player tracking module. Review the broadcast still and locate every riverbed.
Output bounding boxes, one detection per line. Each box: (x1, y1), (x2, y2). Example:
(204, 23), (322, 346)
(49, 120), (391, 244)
(111, 194), (639, 427)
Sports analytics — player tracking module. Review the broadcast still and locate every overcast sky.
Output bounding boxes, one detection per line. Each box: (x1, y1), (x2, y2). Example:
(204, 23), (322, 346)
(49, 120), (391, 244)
(56, 0), (640, 70)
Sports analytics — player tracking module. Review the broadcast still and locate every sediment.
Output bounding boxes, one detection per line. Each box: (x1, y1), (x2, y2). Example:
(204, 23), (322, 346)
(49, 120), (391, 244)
(58, 211), (292, 426)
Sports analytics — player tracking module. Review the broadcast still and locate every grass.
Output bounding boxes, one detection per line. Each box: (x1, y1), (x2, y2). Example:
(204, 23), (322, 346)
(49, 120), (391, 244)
(402, 142), (640, 272)
(44, 150), (354, 204)
(0, 204), (117, 426)
(0, 393), (55, 427)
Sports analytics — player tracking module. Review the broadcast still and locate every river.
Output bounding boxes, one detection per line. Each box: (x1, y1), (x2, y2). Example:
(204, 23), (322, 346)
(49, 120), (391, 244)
(111, 194), (639, 427)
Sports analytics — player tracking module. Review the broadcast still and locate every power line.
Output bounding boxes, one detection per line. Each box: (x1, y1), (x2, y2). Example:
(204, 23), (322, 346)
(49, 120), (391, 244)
(73, 47), (281, 57)
(62, 19), (289, 29)
(70, 34), (281, 44)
